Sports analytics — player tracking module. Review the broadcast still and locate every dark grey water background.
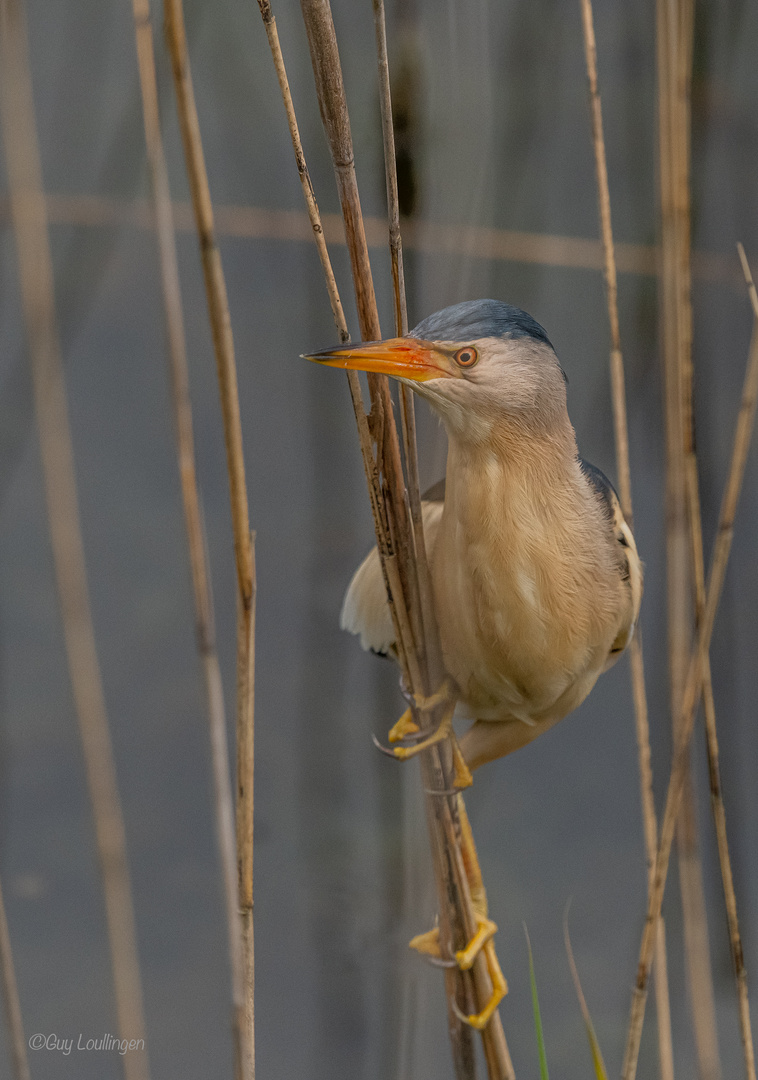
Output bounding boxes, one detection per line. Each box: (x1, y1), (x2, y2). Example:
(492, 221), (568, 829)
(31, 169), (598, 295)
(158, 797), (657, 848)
(1, 1), (757, 1077)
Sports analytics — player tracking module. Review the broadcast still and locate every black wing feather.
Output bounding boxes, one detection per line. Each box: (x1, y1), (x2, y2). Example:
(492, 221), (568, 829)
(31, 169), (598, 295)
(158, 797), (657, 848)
(578, 458), (618, 523)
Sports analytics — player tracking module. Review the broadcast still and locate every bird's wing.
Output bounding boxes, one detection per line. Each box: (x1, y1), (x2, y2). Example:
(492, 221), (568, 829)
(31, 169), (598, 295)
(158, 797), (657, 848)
(579, 458), (643, 657)
(340, 490), (445, 655)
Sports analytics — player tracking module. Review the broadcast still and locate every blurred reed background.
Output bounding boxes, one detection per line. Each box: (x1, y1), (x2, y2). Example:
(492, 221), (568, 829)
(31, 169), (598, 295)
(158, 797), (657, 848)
(0, 1), (757, 1078)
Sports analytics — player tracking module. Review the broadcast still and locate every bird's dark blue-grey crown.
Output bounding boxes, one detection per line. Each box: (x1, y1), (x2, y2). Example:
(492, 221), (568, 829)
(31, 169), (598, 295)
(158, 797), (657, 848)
(410, 299), (553, 351)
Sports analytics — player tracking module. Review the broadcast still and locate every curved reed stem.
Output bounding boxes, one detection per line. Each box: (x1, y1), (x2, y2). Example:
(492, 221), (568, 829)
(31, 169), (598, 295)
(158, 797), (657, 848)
(578, 3), (674, 1073)
(0, 5), (150, 1078)
(163, 3), (256, 1075)
(622, 246), (758, 1079)
(129, 1), (247, 1074)
(0, 876), (31, 1080)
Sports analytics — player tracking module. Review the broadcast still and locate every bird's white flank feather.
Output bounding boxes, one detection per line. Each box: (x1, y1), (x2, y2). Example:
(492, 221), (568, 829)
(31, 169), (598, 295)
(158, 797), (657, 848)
(340, 501), (443, 653)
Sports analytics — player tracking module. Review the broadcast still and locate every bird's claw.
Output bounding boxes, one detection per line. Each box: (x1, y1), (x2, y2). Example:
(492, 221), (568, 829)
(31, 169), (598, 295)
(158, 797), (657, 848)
(389, 683), (454, 759)
(392, 726), (472, 789)
(409, 919), (507, 1029)
(398, 671), (414, 705)
(378, 679), (473, 789)
(371, 732), (403, 758)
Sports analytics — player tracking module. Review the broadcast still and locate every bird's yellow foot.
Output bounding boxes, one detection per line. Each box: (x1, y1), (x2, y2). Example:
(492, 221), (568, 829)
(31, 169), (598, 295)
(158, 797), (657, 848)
(392, 686), (472, 788)
(391, 679), (457, 760)
(388, 708), (419, 744)
(451, 739), (474, 789)
(409, 916), (496, 968)
(408, 925), (443, 959)
(393, 710), (472, 789)
(409, 918), (507, 1029)
(461, 941), (508, 1030)
(456, 915), (497, 970)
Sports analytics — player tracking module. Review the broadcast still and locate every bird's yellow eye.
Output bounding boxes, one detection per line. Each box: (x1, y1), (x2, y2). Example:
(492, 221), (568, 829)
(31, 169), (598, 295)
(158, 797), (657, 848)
(454, 346), (478, 368)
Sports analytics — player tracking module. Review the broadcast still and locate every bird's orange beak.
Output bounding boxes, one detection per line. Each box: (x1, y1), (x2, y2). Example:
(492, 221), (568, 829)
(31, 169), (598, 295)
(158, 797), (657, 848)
(302, 337), (456, 381)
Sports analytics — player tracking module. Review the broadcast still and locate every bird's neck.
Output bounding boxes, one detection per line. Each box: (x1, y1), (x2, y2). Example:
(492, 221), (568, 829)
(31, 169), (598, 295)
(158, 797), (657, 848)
(439, 413), (595, 568)
(445, 414), (581, 511)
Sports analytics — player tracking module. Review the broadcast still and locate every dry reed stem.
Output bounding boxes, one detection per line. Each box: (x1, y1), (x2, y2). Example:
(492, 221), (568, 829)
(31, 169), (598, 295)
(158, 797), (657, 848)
(0, 876), (31, 1080)
(657, 2), (721, 1074)
(707, 243), (758, 1080)
(578, 4), (675, 1074)
(297, 0), (475, 1067)
(237, 536), (256, 1080)
(129, 1), (247, 1074)
(254, 4), (475, 1069)
(1, 192), (748, 285)
(255, 1), (348, 344)
(295, 1), (512, 1074)
(370, 0), (435, 678)
(0, 5), (150, 1078)
(622, 250), (758, 1080)
(253, 0), (418, 722)
(299, 0), (427, 673)
(686, 450), (756, 1080)
(251, 0), (394, 588)
(371, 2), (512, 1074)
(252, 1), (398, 626)
(578, 0), (631, 521)
(163, 4), (255, 1076)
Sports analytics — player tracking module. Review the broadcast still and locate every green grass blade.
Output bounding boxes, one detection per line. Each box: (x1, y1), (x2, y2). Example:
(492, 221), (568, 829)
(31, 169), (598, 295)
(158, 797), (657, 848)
(524, 925), (550, 1080)
(563, 902), (609, 1080)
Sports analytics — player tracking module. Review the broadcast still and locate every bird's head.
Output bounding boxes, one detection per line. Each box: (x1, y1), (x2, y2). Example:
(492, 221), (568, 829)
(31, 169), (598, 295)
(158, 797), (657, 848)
(303, 299), (568, 445)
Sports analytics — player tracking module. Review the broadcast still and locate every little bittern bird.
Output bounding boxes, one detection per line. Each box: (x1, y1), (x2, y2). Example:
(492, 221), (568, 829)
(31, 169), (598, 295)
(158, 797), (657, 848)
(306, 298), (642, 761)
(304, 299), (642, 1024)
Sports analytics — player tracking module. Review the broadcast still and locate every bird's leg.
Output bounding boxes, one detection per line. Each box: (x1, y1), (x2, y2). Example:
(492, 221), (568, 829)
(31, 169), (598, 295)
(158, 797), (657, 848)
(389, 680), (473, 788)
(454, 795), (508, 1029)
(396, 713), (474, 789)
(391, 679), (453, 754)
(410, 795), (507, 1030)
(387, 674), (445, 744)
(387, 674), (421, 742)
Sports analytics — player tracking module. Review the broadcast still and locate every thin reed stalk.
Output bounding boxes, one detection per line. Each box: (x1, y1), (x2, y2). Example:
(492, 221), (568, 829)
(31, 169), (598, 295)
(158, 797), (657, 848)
(288, 1), (513, 1074)
(0, 876), (31, 1080)
(686, 449), (756, 1080)
(236, 540), (256, 1080)
(0, 5), (150, 1079)
(163, 4), (255, 1076)
(254, 0), (480, 1063)
(370, 3), (513, 1075)
(702, 245), (758, 1080)
(370, 0), (433, 665)
(622, 248), (758, 1080)
(1, 191), (748, 285)
(255, 1), (349, 344)
(578, 5), (675, 1076)
(660, 4), (725, 1075)
(656, 4), (722, 1075)
(297, 0), (475, 1060)
(128, 1), (246, 1074)
(299, 0), (428, 679)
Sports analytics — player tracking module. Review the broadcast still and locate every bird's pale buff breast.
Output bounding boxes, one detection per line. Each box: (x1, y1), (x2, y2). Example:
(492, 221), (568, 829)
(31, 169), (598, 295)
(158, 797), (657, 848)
(432, 441), (623, 726)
